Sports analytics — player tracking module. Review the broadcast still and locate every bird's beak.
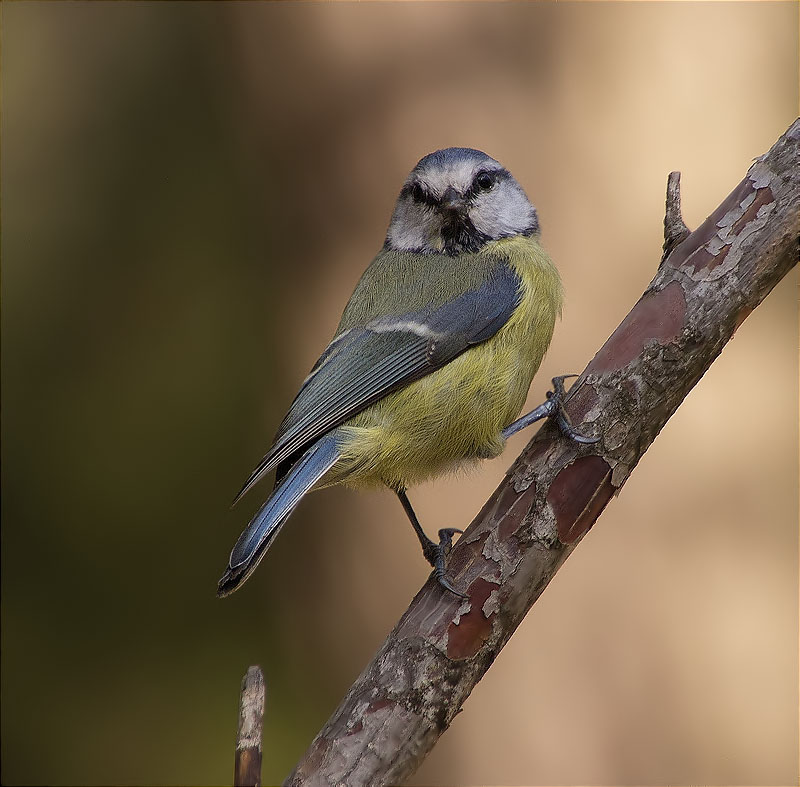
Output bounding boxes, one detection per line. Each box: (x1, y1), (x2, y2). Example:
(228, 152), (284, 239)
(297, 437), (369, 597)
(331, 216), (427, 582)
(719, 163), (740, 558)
(439, 186), (465, 214)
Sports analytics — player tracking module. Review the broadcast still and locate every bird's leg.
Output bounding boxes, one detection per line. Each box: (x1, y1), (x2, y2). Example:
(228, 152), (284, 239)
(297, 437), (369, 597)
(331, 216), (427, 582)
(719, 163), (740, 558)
(396, 488), (468, 599)
(502, 374), (599, 444)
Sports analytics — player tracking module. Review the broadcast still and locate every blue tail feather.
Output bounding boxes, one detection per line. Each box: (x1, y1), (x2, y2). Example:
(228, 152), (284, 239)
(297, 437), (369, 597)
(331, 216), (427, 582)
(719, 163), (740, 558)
(217, 432), (340, 597)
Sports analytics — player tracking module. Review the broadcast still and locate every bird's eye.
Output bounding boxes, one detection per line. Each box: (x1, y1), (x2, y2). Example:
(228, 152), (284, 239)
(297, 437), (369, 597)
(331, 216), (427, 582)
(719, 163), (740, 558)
(411, 183), (426, 203)
(475, 172), (494, 192)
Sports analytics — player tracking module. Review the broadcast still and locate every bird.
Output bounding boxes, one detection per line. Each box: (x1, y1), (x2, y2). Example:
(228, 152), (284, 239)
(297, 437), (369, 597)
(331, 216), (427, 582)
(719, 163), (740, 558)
(217, 147), (595, 599)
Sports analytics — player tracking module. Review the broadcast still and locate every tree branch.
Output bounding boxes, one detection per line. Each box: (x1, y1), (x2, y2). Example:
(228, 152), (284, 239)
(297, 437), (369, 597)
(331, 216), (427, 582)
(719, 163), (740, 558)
(285, 119), (800, 787)
(661, 170), (691, 263)
(235, 666), (265, 787)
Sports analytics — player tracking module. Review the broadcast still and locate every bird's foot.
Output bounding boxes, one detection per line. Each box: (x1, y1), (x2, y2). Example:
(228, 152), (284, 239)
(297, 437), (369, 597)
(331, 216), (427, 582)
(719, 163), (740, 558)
(422, 528), (468, 599)
(502, 374), (599, 445)
(546, 375), (599, 444)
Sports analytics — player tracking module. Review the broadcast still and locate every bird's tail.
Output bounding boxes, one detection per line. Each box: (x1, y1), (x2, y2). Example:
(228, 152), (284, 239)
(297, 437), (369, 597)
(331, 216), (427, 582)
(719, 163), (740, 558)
(217, 432), (341, 597)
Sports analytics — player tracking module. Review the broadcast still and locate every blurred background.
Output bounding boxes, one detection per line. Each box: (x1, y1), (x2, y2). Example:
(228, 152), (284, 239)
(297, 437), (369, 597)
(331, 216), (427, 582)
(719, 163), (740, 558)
(2, 3), (797, 785)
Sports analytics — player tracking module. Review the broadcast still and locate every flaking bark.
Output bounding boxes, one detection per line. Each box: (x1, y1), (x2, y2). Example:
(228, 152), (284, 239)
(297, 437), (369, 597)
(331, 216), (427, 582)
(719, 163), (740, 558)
(235, 666), (265, 787)
(285, 119), (800, 787)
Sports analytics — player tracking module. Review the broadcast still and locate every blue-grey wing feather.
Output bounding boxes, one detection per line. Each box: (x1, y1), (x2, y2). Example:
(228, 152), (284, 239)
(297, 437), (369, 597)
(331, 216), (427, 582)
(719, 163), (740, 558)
(233, 261), (521, 502)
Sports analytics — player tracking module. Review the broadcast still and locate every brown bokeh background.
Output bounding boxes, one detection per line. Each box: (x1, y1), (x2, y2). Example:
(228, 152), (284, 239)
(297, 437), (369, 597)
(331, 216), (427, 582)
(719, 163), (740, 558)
(2, 3), (797, 785)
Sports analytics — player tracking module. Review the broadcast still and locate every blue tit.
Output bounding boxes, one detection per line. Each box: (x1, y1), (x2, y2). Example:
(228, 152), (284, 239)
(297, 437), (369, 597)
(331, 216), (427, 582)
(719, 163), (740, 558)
(218, 147), (594, 599)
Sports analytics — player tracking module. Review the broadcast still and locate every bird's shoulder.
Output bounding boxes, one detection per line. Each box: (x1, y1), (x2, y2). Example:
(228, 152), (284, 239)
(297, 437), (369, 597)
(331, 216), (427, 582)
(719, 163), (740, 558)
(335, 247), (511, 332)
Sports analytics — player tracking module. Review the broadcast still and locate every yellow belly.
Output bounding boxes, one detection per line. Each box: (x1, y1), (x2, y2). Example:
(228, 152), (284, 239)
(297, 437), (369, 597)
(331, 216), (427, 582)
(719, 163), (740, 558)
(327, 235), (562, 490)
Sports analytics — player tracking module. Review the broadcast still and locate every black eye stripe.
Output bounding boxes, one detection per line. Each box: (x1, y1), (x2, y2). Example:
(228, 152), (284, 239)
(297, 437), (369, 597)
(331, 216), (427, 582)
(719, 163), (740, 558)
(466, 168), (509, 199)
(402, 181), (438, 207)
(402, 168), (511, 205)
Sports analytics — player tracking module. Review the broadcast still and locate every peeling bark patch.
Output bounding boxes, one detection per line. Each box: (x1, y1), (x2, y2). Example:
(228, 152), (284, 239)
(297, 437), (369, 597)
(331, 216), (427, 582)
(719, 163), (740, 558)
(547, 455), (614, 544)
(446, 577), (497, 660)
(668, 179), (775, 275)
(448, 530), (488, 576)
(405, 582), (466, 643)
(685, 244), (730, 273)
(367, 698), (395, 714)
(588, 282), (686, 372)
(569, 471), (614, 542)
(520, 439), (550, 468)
(490, 483), (523, 530)
(343, 698), (395, 735)
(568, 383), (600, 425)
(482, 588), (501, 618)
(512, 440), (551, 492)
(498, 484), (536, 542)
(348, 719), (363, 735)
(731, 186), (774, 236)
(685, 184), (776, 275)
(669, 176), (753, 269)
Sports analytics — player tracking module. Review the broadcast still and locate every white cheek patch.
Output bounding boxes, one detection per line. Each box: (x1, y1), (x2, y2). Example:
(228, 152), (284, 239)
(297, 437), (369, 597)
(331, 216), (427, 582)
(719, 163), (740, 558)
(469, 181), (537, 238)
(388, 200), (445, 251)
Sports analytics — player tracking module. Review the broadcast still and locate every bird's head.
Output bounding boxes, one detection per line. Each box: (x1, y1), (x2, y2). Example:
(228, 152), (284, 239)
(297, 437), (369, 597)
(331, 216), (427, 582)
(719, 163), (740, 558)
(385, 147), (539, 255)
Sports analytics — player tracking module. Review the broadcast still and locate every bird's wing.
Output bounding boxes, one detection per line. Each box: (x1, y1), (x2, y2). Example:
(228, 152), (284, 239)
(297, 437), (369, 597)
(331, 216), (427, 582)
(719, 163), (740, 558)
(233, 260), (522, 504)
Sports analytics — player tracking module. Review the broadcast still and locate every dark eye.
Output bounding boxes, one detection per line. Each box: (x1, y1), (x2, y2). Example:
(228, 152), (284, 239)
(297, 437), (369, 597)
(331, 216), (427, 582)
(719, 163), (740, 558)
(475, 172), (494, 191)
(411, 182), (426, 203)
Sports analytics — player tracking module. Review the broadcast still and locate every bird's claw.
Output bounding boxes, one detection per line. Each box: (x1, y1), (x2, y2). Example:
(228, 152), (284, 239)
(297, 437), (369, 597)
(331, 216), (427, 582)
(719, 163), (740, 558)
(437, 527), (463, 550)
(547, 375), (600, 445)
(425, 527), (468, 599)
